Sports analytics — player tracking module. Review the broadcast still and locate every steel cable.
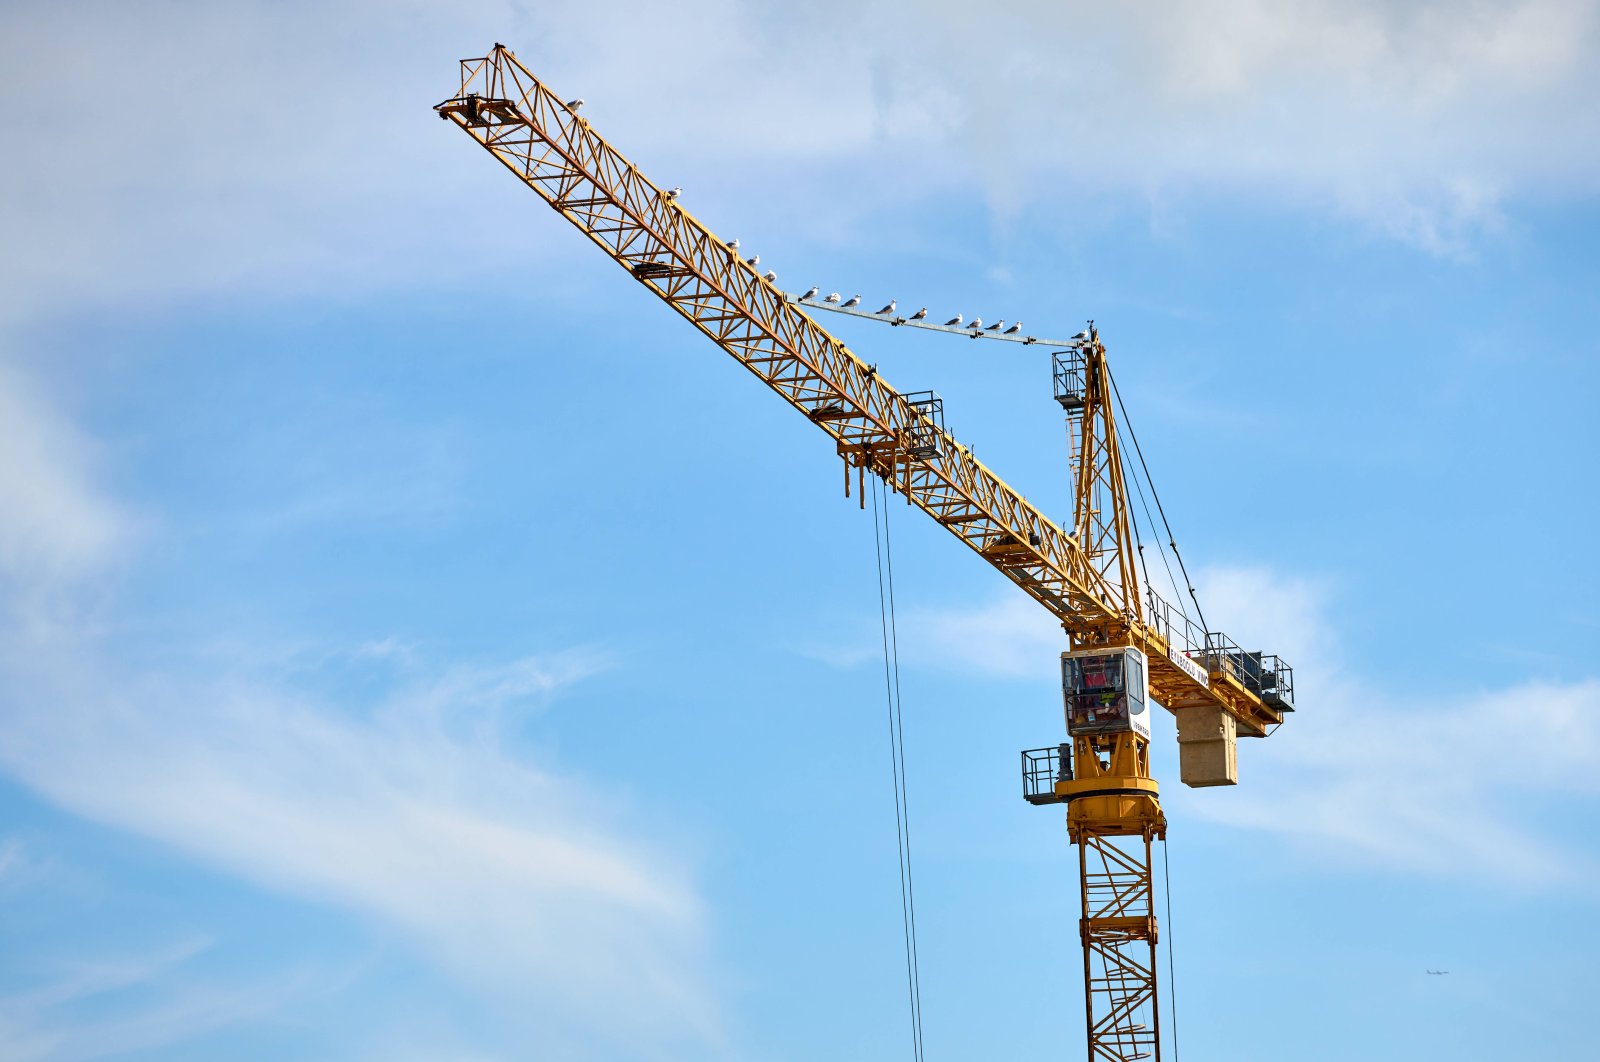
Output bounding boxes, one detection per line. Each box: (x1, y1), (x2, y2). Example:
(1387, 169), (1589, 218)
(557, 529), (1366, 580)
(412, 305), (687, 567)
(871, 473), (927, 1061)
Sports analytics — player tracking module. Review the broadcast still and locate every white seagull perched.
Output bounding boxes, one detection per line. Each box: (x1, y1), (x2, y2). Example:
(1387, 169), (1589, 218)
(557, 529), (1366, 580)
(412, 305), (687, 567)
(987, 319), (1005, 332)
(665, 186), (682, 201)
(876, 298), (897, 315)
(969, 317), (983, 330)
(943, 313), (963, 326)
(1071, 329), (1089, 341)
(1004, 321), (1022, 334)
(726, 237), (740, 251)
(763, 269), (777, 283)
(842, 294), (862, 308)
(799, 285), (820, 301)
(824, 292), (842, 303)
(745, 254), (760, 268)
(910, 307), (927, 320)
(567, 98), (585, 111)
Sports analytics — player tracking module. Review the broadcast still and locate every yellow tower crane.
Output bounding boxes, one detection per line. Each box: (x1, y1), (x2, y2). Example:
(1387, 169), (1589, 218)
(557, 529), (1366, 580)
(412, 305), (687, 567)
(435, 45), (1296, 1062)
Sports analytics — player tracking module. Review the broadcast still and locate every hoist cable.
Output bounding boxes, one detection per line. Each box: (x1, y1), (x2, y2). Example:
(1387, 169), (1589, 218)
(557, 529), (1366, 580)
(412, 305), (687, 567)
(1161, 835), (1180, 1061)
(1121, 442), (1184, 630)
(1107, 366), (1210, 639)
(871, 473), (926, 1061)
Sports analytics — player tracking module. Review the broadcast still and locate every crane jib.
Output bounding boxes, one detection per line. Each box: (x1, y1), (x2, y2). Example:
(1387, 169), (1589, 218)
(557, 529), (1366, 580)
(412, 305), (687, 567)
(431, 48), (1293, 742)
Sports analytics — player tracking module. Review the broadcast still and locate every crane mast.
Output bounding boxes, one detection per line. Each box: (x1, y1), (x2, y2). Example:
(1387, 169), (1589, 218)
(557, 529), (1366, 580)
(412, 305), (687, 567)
(436, 45), (1296, 1062)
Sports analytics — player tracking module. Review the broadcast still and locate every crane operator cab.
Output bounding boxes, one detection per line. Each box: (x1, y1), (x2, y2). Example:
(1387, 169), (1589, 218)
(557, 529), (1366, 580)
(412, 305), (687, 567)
(1061, 646), (1151, 741)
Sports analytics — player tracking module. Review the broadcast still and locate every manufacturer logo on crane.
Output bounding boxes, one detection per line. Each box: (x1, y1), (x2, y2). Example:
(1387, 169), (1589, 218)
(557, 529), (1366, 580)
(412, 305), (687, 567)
(1170, 647), (1210, 688)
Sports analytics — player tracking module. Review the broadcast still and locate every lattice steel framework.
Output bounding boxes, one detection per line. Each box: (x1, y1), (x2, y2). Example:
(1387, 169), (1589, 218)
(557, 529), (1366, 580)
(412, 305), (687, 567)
(433, 45), (1289, 737)
(1079, 832), (1162, 1062)
(1059, 346), (1142, 623)
(435, 44), (1293, 1061)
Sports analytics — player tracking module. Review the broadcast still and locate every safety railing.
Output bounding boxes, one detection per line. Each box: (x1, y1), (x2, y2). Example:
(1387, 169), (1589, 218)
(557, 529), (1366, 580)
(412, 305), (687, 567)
(1021, 744), (1073, 805)
(1195, 633), (1295, 711)
(903, 390), (945, 459)
(1144, 585), (1206, 658)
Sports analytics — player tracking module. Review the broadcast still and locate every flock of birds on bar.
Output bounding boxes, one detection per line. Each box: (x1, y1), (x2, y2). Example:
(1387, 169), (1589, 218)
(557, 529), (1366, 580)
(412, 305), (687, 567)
(561, 97), (1074, 346)
(716, 236), (1068, 343)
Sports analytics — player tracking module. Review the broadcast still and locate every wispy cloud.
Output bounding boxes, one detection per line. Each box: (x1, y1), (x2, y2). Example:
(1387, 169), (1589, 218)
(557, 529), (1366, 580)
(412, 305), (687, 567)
(794, 594), (1065, 678)
(813, 563), (1600, 886)
(0, 642), (720, 1055)
(0, 350), (722, 1058)
(0, 938), (315, 1062)
(0, 362), (129, 580)
(4, 1), (1596, 329)
(1174, 565), (1600, 886)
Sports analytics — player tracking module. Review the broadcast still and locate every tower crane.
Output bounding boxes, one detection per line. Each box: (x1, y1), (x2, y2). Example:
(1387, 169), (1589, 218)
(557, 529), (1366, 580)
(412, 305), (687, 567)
(435, 45), (1296, 1062)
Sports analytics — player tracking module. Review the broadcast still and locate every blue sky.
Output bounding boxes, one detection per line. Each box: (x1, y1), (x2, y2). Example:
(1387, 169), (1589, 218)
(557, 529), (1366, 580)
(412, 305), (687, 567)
(2, 1), (1598, 1059)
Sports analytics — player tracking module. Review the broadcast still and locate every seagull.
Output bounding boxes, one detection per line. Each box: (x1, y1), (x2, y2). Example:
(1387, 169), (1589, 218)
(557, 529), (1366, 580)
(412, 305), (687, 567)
(824, 292), (842, 303)
(799, 285), (819, 301)
(763, 269), (777, 283)
(567, 98), (585, 111)
(842, 294), (862, 308)
(910, 307), (928, 320)
(665, 187), (682, 201)
(876, 298), (897, 315)
(970, 317), (983, 330)
(1070, 329), (1089, 341)
(943, 313), (964, 326)
(987, 319), (1005, 331)
(745, 254), (760, 268)
(726, 237), (740, 251)
(1004, 321), (1022, 334)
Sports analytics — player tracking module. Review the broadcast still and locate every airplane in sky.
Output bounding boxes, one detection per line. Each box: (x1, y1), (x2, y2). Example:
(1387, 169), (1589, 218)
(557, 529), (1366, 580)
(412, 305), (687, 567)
(1426, 970), (1449, 976)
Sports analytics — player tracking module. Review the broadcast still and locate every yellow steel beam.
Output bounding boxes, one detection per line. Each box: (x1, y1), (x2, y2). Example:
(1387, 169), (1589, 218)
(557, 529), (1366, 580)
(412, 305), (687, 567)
(434, 44), (1286, 740)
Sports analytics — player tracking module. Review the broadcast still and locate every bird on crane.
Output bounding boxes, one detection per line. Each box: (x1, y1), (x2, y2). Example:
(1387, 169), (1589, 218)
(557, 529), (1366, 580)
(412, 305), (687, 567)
(824, 292), (842, 303)
(763, 269), (777, 283)
(988, 319), (1006, 332)
(970, 317), (984, 330)
(910, 307), (928, 320)
(665, 187), (682, 201)
(566, 97), (584, 111)
(1005, 321), (1022, 334)
(800, 285), (819, 301)
(745, 254), (760, 268)
(842, 295), (862, 308)
(944, 313), (964, 326)
(877, 298), (897, 315)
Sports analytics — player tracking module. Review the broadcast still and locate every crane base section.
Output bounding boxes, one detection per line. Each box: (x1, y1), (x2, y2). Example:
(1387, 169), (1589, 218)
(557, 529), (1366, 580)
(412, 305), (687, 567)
(1078, 829), (1164, 1062)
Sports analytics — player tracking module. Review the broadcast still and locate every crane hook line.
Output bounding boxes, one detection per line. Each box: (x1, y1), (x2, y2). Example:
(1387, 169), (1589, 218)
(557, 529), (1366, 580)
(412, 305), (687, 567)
(872, 473), (927, 1061)
(1161, 835), (1180, 1062)
(1107, 366), (1210, 639)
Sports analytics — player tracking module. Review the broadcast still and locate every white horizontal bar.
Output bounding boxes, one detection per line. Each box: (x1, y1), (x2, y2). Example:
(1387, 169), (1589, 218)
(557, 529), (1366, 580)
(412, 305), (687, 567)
(784, 293), (1086, 350)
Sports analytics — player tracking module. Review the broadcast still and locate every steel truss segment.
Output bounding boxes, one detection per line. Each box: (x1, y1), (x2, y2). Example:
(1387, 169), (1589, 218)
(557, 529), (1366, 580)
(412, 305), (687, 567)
(438, 44), (1284, 734)
(1079, 830), (1162, 1062)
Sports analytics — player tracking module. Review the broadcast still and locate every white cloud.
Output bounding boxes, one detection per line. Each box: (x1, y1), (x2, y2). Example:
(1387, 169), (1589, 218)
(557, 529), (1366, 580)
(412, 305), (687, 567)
(824, 562), (1600, 886)
(0, 938), (316, 1062)
(892, 0), (1600, 250)
(794, 593), (1065, 677)
(0, 363), (128, 580)
(4, 0), (1597, 329)
(0, 644), (721, 1056)
(0, 360), (133, 649)
(1171, 564), (1600, 885)
(909, 594), (1066, 677)
(0, 354), (721, 1058)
